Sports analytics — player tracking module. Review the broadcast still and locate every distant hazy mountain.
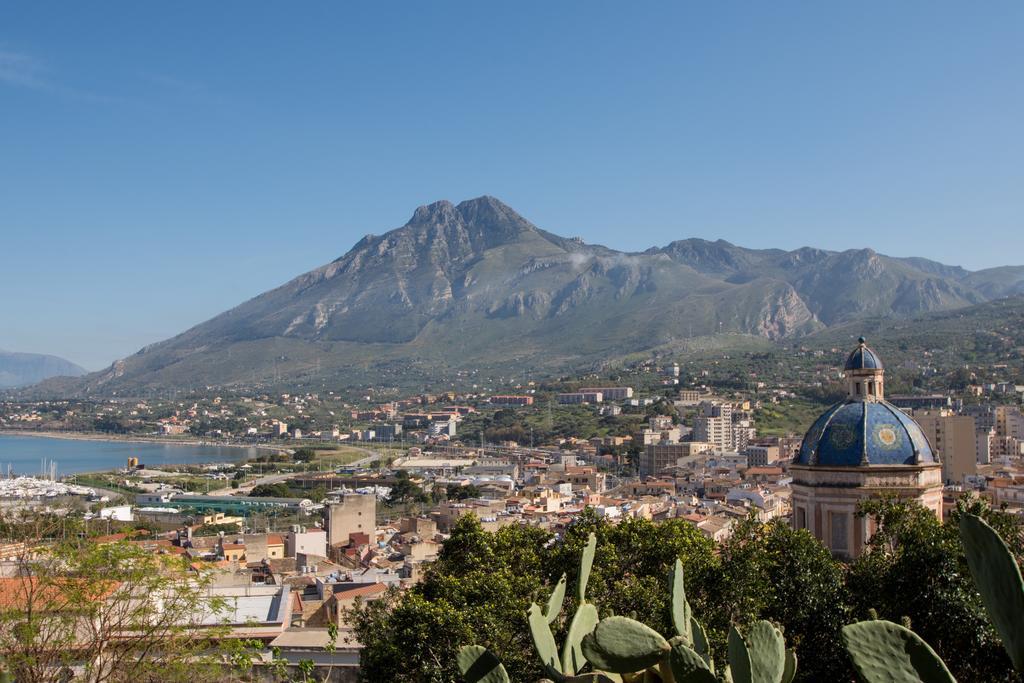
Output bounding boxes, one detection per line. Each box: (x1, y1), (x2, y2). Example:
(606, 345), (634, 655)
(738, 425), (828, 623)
(0, 351), (87, 389)
(35, 196), (1024, 394)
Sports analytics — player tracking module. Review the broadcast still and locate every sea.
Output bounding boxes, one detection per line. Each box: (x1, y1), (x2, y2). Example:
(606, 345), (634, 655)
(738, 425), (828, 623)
(0, 434), (258, 477)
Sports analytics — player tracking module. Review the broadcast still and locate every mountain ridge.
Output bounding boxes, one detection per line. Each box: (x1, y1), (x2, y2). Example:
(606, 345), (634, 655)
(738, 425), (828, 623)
(0, 351), (87, 389)
(23, 196), (1024, 395)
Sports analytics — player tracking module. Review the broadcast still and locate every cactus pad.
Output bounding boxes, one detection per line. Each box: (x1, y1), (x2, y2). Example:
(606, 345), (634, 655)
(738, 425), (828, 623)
(457, 645), (510, 683)
(959, 513), (1024, 671)
(563, 602), (600, 675)
(671, 559), (693, 642)
(546, 573), (568, 624)
(580, 616), (671, 673)
(743, 621), (786, 683)
(579, 532), (597, 603)
(842, 619), (955, 683)
(529, 603), (563, 675)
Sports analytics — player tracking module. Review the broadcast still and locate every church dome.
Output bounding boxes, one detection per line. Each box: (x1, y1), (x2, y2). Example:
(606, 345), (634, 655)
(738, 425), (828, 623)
(796, 399), (936, 466)
(845, 337), (883, 371)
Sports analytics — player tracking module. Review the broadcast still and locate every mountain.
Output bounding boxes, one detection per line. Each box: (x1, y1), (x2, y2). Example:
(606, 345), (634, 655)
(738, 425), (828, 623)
(29, 197), (1024, 394)
(962, 266), (1024, 299)
(0, 351), (87, 389)
(648, 239), (985, 325)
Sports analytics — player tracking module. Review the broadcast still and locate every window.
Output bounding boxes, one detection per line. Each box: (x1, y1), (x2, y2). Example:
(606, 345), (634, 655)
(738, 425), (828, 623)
(855, 382), (861, 395)
(796, 507), (806, 530)
(831, 512), (849, 552)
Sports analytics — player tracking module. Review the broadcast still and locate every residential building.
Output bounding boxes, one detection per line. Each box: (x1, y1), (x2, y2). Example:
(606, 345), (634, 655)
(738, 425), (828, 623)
(915, 411), (978, 484)
(428, 416), (457, 437)
(640, 442), (713, 477)
(489, 395), (534, 406)
(996, 406), (1024, 440)
(286, 527), (328, 558)
(976, 427), (994, 465)
(557, 392), (603, 405)
(744, 445), (781, 468)
(326, 494), (376, 548)
(677, 390), (705, 406)
(694, 401), (734, 451)
(579, 387), (634, 401)
(373, 424), (403, 441)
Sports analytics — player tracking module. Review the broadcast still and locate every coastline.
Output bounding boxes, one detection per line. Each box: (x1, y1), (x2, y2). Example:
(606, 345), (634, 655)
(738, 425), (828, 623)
(0, 429), (286, 454)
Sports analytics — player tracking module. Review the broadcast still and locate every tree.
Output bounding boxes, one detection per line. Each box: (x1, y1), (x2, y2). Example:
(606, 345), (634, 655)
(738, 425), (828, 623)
(0, 514), (231, 683)
(249, 482), (292, 498)
(714, 516), (850, 681)
(353, 516), (552, 682)
(847, 496), (1021, 683)
(546, 509), (717, 637)
(352, 500), (1024, 683)
(292, 448), (317, 463)
(193, 522), (243, 537)
(386, 471), (429, 506)
(446, 484), (481, 501)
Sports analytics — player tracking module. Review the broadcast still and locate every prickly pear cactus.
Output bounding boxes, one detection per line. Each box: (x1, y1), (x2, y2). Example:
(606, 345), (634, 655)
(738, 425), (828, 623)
(578, 532), (597, 602)
(580, 616), (671, 673)
(959, 513), (1024, 671)
(529, 532), (602, 679)
(671, 558), (692, 643)
(728, 626), (753, 683)
(842, 619), (956, 683)
(690, 617), (711, 665)
(742, 621), (786, 683)
(780, 649), (796, 683)
(724, 621), (792, 683)
(529, 602), (563, 676)
(668, 635), (717, 683)
(546, 573), (568, 624)
(563, 602), (600, 675)
(457, 645), (511, 683)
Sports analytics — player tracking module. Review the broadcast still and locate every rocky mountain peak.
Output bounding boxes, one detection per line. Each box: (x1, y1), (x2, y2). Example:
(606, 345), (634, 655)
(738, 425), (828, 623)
(409, 199), (459, 225)
(399, 195), (539, 255)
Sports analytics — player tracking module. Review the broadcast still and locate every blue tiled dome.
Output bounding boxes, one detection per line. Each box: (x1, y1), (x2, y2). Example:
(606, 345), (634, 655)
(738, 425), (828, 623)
(845, 337), (883, 371)
(796, 400), (936, 467)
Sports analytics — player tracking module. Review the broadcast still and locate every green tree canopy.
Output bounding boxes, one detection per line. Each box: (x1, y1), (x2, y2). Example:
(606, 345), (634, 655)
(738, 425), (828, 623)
(353, 498), (1023, 683)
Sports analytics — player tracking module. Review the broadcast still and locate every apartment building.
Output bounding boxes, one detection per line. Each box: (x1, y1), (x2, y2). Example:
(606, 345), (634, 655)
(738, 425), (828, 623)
(744, 445), (781, 467)
(640, 441), (713, 477)
(579, 386), (634, 401)
(489, 395), (535, 406)
(694, 401), (734, 451)
(677, 389), (706, 405)
(557, 392), (603, 405)
(916, 411), (978, 484)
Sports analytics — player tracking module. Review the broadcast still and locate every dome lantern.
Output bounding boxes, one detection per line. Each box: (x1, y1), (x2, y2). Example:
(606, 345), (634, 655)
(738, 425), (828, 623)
(844, 337), (884, 401)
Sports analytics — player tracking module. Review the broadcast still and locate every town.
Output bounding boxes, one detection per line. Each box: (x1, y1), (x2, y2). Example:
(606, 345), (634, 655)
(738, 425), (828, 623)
(3, 337), (1023, 680)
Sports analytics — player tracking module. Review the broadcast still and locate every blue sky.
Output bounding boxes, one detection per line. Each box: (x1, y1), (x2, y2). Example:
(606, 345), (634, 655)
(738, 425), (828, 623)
(1, 2), (1021, 370)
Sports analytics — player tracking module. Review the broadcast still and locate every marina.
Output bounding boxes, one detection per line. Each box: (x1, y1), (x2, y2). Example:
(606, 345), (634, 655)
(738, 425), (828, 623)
(0, 475), (96, 500)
